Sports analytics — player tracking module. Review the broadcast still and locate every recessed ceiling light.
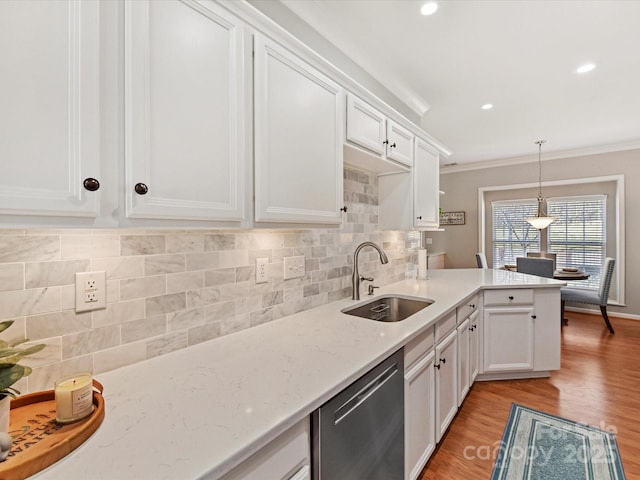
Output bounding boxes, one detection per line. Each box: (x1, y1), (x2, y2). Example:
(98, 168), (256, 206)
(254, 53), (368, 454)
(420, 2), (438, 16)
(481, 104), (493, 110)
(576, 63), (596, 74)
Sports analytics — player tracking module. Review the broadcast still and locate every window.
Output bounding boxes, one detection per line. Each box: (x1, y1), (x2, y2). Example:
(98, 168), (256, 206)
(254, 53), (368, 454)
(491, 200), (540, 268)
(547, 195), (606, 289)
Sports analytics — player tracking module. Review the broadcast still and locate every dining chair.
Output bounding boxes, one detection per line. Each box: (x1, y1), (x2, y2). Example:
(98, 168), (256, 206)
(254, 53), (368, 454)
(561, 257), (616, 334)
(516, 257), (554, 278)
(476, 252), (488, 268)
(527, 252), (557, 271)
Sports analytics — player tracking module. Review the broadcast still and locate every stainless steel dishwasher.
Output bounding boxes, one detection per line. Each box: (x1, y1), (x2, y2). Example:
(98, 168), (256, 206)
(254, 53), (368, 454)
(312, 349), (404, 479)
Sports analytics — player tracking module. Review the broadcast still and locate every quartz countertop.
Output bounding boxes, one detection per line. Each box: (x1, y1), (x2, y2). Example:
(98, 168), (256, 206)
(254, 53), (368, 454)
(33, 269), (563, 480)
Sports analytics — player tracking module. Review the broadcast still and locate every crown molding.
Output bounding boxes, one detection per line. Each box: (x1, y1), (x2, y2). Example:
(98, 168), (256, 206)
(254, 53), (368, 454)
(441, 140), (640, 174)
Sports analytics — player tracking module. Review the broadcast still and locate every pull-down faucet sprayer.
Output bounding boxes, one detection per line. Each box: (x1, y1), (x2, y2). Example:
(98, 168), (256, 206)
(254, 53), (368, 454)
(352, 242), (389, 300)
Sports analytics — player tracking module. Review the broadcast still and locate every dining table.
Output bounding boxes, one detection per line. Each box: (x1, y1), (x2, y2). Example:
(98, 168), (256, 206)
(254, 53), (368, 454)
(502, 264), (590, 281)
(552, 269), (590, 281)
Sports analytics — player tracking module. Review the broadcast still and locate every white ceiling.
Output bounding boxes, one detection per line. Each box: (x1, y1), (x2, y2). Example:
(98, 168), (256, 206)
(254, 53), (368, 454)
(280, 0), (640, 166)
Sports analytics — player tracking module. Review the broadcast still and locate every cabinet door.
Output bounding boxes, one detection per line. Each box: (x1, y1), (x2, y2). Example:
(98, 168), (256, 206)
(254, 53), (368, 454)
(468, 310), (480, 382)
(435, 329), (457, 442)
(387, 121), (414, 167)
(404, 351), (436, 480)
(0, 0), (100, 217)
(346, 94), (386, 155)
(456, 318), (470, 406)
(125, 0), (245, 220)
(413, 139), (440, 229)
(219, 418), (310, 480)
(483, 307), (535, 373)
(254, 34), (344, 224)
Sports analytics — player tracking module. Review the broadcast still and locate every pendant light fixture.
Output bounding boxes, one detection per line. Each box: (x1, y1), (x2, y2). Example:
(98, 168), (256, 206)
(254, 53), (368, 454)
(525, 140), (555, 230)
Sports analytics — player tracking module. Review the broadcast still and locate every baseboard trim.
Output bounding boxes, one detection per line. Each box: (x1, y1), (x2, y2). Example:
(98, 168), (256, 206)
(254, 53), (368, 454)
(476, 371), (551, 382)
(565, 306), (640, 321)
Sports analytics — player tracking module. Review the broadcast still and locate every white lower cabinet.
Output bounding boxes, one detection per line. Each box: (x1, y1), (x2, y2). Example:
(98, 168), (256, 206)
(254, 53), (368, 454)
(456, 318), (470, 406)
(481, 288), (560, 377)
(219, 418), (310, 480)
(404, 330), (436, 480)
(435, 329), (458, 442)
(468, 310), (480, 383)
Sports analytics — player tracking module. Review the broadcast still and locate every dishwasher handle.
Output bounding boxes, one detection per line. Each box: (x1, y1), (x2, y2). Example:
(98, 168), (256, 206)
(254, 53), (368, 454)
(333, 362), (399, 425)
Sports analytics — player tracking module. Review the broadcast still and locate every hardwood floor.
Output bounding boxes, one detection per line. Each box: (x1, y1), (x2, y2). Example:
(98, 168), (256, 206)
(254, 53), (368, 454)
(418, 311), (640, 479)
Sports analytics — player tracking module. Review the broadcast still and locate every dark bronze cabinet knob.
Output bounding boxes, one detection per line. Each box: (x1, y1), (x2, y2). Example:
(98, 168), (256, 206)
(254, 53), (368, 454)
(417, 215), (423, 220)
(340, 206), (348, 213)
(508, 296), (514, 300)
(389, 142), (396, 149)
(134, 183), (149, 195)
(83, 178), (100, 192)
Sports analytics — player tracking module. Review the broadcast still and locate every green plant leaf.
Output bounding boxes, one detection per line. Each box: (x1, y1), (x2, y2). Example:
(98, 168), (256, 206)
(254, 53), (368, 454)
(0, 364), (28, 391)
(0, 321), (13, 335)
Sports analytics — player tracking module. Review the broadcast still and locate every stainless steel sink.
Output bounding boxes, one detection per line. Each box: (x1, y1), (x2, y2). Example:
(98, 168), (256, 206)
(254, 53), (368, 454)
(342, 295), (433, 322)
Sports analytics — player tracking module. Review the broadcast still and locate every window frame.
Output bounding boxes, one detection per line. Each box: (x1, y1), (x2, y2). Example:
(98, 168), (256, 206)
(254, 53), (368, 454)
(546, 194), (606, 289)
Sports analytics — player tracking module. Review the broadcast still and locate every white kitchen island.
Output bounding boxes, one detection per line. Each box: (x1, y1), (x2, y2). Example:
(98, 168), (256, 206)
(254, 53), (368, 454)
(32, 269), (563, 480)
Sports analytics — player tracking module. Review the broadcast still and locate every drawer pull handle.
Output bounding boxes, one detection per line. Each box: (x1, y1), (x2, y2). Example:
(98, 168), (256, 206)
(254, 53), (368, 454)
(134, 183), (149, 195)
(83, 178), (100, 191)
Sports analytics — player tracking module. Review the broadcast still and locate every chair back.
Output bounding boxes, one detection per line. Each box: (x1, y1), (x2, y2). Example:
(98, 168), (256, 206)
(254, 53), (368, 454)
(476, 252), (488, 269)
(527, 252), (556, 271)
(598, 257), (616, 305)
(516, 257), (554, 278)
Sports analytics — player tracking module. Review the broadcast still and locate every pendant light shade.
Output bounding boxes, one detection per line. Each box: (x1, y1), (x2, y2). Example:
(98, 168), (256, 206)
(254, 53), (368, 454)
(525, 140), (555, 229)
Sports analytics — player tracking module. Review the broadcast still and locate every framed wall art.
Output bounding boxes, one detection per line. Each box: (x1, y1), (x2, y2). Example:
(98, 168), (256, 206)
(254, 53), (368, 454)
(439, 211), (465, 225)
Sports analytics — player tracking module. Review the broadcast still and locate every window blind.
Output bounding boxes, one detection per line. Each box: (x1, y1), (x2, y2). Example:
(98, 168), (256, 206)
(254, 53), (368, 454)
(491, 200), (541, 268)
(547, 195), (606, 289)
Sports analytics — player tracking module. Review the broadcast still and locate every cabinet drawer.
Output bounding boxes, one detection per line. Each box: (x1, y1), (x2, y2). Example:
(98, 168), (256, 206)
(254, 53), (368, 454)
(435, 311), (457, 342)
(405, 327), (435, 370)
(456, 293), (479, 323)
(220, 418), (310, 480)
(483, 289), (534, 306)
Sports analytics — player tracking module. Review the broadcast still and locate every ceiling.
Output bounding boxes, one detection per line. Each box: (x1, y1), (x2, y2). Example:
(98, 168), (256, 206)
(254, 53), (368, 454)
(280, 0), (640, 167)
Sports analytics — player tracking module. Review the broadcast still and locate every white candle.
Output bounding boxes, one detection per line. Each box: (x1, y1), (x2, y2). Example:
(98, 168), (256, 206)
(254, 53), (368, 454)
(55, 372), (94, 424)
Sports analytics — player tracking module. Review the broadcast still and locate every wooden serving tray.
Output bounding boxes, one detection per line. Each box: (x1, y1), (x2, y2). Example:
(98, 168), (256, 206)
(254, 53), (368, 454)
(0, 380), (105, 480)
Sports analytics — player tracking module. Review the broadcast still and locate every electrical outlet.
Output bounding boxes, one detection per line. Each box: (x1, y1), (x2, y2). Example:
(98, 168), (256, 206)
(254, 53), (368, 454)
(426, 237), (433, 245)
(283, 255), (305, 280)
(75, 271), (106, 313)
(256, 258), (269, 284)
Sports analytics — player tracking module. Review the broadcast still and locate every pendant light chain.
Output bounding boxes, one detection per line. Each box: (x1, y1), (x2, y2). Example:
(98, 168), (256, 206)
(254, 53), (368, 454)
(535, 139), (546, 199)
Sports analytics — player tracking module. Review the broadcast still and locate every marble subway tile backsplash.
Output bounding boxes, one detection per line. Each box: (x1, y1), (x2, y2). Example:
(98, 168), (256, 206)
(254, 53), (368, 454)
(0, 168), (420, 393)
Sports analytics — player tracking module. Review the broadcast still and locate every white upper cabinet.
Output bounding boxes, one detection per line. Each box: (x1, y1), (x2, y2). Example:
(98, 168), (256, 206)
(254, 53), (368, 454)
(387, 121), (414, 166)
(414, 138), (440, 229)
(346, 95), (386, 155)
(125, 0), (246, 221)
(345, 94), (414, 169)
(378, 138), (440, 231)
(254, 34), (344, 224)
(0, 0), (100, 218)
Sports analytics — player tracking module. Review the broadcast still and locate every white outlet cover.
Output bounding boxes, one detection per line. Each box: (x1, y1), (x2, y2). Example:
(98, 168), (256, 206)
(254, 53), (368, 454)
(256, 258), (269, 284)
(75, 271), (107, 313)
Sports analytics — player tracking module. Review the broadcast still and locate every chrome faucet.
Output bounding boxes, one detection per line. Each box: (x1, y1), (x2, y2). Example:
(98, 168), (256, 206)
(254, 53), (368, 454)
(352, 242), (389, 300)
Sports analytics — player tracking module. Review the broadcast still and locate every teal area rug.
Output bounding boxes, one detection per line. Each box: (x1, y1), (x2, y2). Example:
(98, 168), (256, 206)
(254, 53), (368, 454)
(491, 404), (626, 480)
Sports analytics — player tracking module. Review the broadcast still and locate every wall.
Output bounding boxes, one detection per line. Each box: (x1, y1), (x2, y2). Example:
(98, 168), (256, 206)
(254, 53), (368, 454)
(0, 168), (419, 395)
(430, 148), (639, 317)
